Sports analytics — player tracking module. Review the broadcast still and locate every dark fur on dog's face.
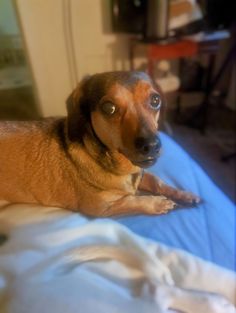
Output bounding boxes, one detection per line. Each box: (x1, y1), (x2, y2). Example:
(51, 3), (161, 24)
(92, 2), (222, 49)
(66, 71), (163, 168)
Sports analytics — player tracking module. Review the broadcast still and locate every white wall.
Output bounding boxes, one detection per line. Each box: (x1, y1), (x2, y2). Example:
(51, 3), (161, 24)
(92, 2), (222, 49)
(15, 0), (73, 116)
(71, 0), (130, 80)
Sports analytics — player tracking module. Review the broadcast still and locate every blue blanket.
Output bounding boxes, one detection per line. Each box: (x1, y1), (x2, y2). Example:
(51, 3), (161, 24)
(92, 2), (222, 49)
(117, 133), (235, 271)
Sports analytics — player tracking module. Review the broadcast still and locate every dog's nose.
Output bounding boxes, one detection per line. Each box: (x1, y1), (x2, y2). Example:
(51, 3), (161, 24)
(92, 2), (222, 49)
(135, 136), (161, 156)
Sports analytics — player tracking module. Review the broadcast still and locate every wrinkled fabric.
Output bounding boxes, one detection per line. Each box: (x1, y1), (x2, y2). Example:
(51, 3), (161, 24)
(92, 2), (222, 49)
(0, 203), (235, 313)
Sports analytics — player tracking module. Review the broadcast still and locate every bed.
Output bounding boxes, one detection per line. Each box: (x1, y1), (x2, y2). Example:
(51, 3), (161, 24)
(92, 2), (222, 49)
(0, 132), (235, 313)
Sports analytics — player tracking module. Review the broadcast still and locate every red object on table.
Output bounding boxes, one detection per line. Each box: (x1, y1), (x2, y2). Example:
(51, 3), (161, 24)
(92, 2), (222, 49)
(147, 40), (198, 77)
(148, 40), (198, 59)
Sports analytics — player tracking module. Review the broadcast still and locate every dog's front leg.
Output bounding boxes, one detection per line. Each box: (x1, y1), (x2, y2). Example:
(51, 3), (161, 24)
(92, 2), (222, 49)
(138, 172), (201, 206)
(102, 194), (176, 217)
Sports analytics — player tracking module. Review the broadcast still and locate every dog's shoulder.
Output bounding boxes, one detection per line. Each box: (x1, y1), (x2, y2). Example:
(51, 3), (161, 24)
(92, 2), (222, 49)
(0, 117), (65, 138)
(0, 118), (69, 160)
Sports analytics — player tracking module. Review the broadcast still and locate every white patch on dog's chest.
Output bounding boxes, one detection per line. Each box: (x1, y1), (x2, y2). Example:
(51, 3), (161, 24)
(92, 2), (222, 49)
(122, 173), (142, 194)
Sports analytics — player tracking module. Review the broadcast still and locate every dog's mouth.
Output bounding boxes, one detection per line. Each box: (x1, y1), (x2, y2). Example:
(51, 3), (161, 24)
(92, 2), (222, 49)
(131, 156), (158, 168)
(120, 148), (161, 169)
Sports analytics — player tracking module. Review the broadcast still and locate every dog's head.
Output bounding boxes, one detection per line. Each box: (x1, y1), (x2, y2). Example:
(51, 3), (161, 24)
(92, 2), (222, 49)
(66, 71), (164, 168)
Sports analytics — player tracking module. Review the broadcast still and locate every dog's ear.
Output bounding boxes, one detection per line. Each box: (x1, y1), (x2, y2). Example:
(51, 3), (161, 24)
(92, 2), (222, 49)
(66, 76), (91, 142)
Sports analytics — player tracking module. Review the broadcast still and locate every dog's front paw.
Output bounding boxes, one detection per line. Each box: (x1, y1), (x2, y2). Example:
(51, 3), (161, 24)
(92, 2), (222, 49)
(175, 191), (201, 207)
(155, 196), (177, 215)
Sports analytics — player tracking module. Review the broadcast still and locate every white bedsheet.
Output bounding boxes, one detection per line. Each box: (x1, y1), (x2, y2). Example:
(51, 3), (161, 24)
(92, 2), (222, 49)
(0, 203), (235, 313)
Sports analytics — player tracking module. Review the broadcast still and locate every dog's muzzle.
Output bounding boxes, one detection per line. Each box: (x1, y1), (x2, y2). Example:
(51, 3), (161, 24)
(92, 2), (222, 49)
(132, 135), (161, 168)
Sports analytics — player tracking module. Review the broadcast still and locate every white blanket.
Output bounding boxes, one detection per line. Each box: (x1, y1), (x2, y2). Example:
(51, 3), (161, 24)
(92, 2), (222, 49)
(0, 203), (235, 313)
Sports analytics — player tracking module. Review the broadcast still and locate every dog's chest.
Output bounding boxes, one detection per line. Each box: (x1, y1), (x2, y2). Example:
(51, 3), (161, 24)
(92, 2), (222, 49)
(123, 173), (141, 194)
(83, 171), (140, 195)
(73, 166), (141, 202)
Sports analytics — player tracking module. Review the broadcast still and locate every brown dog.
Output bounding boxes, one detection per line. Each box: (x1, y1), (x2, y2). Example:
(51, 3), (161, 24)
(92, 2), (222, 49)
(0, 71), (200, 216)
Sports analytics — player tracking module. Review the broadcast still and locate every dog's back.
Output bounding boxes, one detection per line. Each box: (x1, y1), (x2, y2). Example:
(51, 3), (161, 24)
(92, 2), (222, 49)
(0, 118), (74, 206)
(0, 118), (134, 213)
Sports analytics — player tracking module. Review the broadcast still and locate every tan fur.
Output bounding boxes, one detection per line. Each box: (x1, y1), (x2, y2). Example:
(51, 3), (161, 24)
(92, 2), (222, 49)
(0, 71), (200, 217)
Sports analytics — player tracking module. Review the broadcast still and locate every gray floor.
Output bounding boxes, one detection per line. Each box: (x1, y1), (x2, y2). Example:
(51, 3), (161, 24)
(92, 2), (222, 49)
(170, 124), (236, 202)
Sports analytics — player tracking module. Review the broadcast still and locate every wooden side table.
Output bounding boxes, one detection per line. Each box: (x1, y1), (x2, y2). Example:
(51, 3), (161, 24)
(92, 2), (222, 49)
(130, 39), (198, 77)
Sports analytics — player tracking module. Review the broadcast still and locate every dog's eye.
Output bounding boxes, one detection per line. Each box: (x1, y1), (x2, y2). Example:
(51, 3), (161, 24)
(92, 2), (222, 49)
(101, 102), (116, 115)
(150, 94), (161, 110)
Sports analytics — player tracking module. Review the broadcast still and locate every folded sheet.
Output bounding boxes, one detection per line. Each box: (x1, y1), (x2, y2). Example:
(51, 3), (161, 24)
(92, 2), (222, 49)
(0, 203), (235, 313)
